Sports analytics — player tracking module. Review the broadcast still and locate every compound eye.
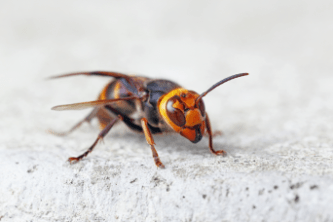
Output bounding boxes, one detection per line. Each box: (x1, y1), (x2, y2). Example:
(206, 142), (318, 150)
(197, 99), (205, 116)
(166, 97), (185, 127)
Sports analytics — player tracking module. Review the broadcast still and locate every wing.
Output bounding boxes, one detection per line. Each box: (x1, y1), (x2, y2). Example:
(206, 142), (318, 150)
(48, 71), (130, 79)
(49, 71), (144, 97)
(52, 96), (138, 111)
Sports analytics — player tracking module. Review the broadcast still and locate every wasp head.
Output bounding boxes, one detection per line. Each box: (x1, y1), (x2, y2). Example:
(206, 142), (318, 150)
(159, 88), (206, 143)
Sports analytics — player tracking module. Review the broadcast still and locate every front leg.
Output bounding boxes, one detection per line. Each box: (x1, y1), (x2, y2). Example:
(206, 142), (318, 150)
(205, 114), (227, 156)
(141, 118), (165, 168)
(204, 130), (223, 138)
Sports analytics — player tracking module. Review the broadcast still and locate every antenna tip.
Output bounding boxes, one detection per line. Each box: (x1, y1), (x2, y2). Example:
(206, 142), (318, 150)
(45, 75), (59, 80)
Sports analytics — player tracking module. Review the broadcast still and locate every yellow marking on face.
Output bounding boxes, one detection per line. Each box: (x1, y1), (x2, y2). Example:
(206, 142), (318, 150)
(180, 92), (197, 108)
(185, 109), (204, 127)
(172, 99), (184, 111)
(158, 88), (186, 132)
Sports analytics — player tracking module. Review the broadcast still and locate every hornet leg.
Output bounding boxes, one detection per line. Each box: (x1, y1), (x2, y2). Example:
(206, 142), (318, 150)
(205, 114), (226, 156)
(204, 130), (223, 138)
(68, 116), (120, 163)
(141, 118), (165, 168)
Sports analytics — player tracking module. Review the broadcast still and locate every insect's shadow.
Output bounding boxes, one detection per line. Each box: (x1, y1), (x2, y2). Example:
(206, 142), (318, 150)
(56, 123), (233, 161)
(101, 131), (208, 156)
(145, 133), (226, 157)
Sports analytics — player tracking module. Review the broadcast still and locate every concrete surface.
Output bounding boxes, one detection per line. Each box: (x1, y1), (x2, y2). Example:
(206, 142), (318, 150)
(1, 0), (333, 221)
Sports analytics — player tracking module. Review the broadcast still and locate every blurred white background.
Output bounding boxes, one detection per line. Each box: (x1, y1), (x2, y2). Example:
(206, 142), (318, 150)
(1, 0), (332, 133)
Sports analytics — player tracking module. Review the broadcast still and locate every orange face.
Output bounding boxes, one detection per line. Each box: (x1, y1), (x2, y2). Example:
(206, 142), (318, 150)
(158, 88), (206, 143)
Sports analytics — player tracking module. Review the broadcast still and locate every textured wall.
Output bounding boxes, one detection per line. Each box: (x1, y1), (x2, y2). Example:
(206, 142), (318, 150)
(1, 0), (333, 221)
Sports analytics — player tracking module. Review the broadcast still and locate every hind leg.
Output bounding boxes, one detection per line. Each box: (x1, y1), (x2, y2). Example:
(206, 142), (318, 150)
(68, 116), (120, 163)
(48, 108), (99, 136)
